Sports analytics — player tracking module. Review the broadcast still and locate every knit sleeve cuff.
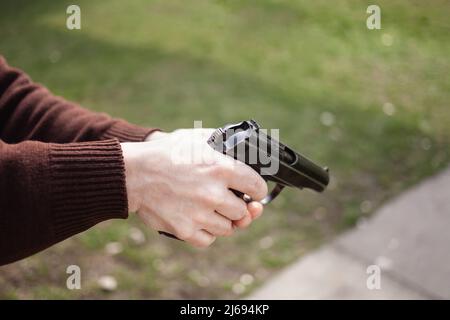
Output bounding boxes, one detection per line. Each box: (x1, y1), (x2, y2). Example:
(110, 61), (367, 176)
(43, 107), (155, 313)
(100, 119), (161, 142)
(49, 139), (129, 241)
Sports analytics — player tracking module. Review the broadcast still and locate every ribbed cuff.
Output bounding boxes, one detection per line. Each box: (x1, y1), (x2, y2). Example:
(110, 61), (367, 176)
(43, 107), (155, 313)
(48, 139), (128, 240)
(101, 120), (160, 142)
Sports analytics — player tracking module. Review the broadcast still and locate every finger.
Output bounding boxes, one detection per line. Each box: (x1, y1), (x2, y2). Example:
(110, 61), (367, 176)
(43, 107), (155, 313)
(233, 212), (252, 229)
(197, 211), (233, 236)
(248, 201), (264, 220)
(186, 229), (217, 248)
(215, 189), (248, 220)
(225, 160), (268, 201)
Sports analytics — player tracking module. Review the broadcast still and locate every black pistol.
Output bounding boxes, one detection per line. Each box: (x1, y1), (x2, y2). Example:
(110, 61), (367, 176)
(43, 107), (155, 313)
(158, 120), (330, 240)
(207, 120), (330, 204)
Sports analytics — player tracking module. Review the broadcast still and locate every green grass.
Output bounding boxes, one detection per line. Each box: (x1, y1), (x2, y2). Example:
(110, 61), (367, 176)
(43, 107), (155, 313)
(0, 0), (449, 299)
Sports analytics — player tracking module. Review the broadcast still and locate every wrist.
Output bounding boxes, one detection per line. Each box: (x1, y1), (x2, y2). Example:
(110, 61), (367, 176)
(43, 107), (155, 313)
(121, 142), (144, 213)
(120, 140), (167, 213)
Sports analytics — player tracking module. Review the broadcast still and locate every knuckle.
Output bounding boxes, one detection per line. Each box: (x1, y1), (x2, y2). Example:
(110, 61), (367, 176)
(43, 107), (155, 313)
(211, 161), (234, 178)
(194, 242), (209, 248)
(215, 191), (227, 207)
(252, 177), (268, 200)
(215, 221), (232, 236)
(219, 195), (246, 220)
(238, 219), (251, 229)
(192, 211), (205, 224)
(205, 236), (217, 247)
(234, 203), (248, 220)
(208, 236), (217, 246)
(210, 164), (227, 179)
(234, 210), (246, 221)
(227, 208), (245, 221)
(201, 192), (222, 208)
(193, 237), (216, 248)
(223, 222), (234, 236)
(175, 225), (195, 240)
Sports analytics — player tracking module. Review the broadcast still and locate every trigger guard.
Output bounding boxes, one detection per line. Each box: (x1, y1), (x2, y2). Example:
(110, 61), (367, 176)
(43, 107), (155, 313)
(260, 184), (285, 205)
(231, 183), (285, 205)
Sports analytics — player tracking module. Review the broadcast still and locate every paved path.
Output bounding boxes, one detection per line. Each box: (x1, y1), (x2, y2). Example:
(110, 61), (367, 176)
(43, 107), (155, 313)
(249, 166), (450, 299)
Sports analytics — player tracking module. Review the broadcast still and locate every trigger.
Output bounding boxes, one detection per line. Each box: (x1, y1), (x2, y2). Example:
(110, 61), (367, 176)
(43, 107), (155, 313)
(260, 184), (285, 205)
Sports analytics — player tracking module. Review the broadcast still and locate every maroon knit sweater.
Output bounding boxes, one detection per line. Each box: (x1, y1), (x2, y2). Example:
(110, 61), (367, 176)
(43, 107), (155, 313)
(0, 55), (158, 265)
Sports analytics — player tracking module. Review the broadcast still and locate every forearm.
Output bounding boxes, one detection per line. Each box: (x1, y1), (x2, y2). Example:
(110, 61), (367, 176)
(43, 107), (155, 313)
(0, 55), (157, 144)
(0, 139), (129, 266)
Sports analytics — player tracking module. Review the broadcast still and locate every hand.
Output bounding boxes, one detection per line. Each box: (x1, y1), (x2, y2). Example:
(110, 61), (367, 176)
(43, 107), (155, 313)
(146, 130), (265, 228)
(121, 128), (267, 247)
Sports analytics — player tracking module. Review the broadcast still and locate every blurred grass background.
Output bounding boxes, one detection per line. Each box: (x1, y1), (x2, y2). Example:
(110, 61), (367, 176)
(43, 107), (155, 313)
(0, 0), (449, 299)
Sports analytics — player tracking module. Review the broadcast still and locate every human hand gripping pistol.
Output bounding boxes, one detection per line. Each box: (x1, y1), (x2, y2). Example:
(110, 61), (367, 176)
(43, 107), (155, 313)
(158, 120), (330, 240)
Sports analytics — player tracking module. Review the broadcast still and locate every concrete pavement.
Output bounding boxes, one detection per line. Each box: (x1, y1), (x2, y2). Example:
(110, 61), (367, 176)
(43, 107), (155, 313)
(249, 166), (450, 299)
